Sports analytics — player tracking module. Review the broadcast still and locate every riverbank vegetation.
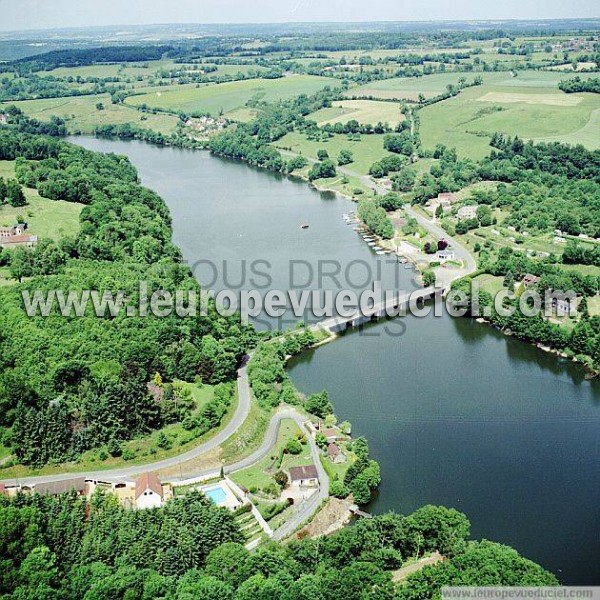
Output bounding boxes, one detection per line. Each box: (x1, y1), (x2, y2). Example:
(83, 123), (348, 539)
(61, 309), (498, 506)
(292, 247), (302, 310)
(0, 126), (257, 470)
(0, 22), (597, 590)
(0, 489), (556, 599)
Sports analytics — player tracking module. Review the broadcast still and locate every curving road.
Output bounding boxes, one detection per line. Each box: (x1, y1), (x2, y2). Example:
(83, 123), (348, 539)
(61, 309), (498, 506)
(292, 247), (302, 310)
(403, 204), (478, 285)
(1, 362), (330, 540)
(0, 356), (254, 487)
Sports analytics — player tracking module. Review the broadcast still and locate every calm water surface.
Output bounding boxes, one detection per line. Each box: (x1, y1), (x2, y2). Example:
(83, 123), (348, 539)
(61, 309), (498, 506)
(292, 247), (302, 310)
(72, 138), (599, 584)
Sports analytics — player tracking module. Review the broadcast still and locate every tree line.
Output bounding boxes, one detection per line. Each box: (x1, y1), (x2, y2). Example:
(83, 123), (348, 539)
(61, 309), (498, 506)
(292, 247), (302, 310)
(0, 488), (557, 599)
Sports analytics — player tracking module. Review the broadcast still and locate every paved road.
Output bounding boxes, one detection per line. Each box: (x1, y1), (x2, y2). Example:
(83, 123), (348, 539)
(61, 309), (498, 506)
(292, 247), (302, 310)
(403, 204), (477, 285)
(168, 405), (330, 540)
(0, 356), (254, 487)
(279, 148), (476, 286)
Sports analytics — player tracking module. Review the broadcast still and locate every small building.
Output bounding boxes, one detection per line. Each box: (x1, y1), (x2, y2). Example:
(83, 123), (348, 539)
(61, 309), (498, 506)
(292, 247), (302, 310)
(289, 465), (319, 488)
(327, 443), (346, 464)
(0, 234), (38, 249)
(0, 223), (27, 237)
(436, 249), (455, 262)
(437, 192), (457, 205)
(320, 427), (342, 443)
(34, 477), (86, 497)
(522, 274), (540, 288)
(0, 114), (7, 125)
(135, 473), (164, 509)
(457, 205), (478, 221)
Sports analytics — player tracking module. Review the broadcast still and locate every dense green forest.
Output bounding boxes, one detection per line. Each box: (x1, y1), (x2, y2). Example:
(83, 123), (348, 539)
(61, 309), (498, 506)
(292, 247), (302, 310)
(2, 46), (174, 75)
(0, 491), (556, 599)
(0, 128), (257, 466)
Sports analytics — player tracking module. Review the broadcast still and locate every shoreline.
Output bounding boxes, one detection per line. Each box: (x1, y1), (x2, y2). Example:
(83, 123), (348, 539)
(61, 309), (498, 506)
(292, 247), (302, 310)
(77, 133), (597, 381)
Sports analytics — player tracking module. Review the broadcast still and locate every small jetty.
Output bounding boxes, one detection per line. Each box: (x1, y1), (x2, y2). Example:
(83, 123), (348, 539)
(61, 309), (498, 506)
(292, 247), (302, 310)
(348, 504), (372, 519)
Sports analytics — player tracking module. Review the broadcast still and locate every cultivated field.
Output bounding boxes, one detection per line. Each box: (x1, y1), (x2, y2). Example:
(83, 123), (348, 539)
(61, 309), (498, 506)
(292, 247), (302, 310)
(309, 99), (405, 126)
(126, 75), (334, 116)
(477, 91), (582, 106)
(345, 72), (508, 101)
(419, 72), (600, 158)
(1, 93), (180, 135)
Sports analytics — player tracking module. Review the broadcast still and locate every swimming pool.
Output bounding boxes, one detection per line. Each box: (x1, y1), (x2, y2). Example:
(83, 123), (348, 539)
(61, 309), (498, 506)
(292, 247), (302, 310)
(204, 485), (227, 505)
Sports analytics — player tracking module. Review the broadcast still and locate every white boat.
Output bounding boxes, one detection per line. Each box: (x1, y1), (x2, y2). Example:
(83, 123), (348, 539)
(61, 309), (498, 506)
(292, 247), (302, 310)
(376, 250), (386, 255)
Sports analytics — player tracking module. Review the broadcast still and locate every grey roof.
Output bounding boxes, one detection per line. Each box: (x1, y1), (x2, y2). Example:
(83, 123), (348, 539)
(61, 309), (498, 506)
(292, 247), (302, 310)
(34, 477), (86, 496)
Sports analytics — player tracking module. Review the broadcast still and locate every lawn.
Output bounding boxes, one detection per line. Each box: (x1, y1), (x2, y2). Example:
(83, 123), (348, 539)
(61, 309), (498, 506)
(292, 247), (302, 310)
(1, 94), (180, 135)
(309, 99), (405, 127)
(472, 273), (505, 296)
(419, 75), (600, 159)
(559, 264), (600, 277)
(125, 75), (334, 117)
(273, 131), (395, 176)
(220, 398), (271, 464)
(588, 295), (600, 317)
(0, 160), (83, 240)
(230, 418), (308, 491)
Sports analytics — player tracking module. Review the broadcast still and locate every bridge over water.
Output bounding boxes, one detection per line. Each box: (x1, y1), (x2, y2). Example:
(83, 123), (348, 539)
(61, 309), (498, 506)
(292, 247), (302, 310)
(317, 285), (443, 333)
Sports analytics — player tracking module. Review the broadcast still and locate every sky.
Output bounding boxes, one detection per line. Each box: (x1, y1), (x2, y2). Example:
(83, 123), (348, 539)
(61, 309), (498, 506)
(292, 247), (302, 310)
(0, 0), (598, 32)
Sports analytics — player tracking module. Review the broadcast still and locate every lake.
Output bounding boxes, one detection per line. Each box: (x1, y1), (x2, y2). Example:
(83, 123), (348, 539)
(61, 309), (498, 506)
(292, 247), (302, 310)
(71, 137), (600, 584)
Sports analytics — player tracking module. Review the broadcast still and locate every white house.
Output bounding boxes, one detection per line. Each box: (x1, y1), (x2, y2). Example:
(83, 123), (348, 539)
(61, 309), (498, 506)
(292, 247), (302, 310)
(288, 465), (319, 488)
(135, 473), (164, 509)
(436, 249), (455, 262)
(457, 205), (478, 221)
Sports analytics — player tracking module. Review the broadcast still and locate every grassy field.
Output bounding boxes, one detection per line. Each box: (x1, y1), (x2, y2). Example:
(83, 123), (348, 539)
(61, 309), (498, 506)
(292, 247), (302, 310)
(0, 160), (82, 240)
(345, 72), (508, 101)
(273, 131), (394, 175)
(309, 99), (405, 127)
(419, 72), (600, 158)
(220, 399), (271, 464)
(126, 75), (334, 116)
(224, 107), (260, 122)
(0, 382), (235, 479)
(472, 273), (505, 296)
(1, 93), (180, 135)
(230, 418), (307, 491)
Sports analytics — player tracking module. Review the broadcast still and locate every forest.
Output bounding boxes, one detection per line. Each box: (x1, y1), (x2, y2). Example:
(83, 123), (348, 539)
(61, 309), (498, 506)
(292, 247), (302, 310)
(0, 127), (257, 466)
(0, 490), (557, 599)
(3, 45), (174, 74)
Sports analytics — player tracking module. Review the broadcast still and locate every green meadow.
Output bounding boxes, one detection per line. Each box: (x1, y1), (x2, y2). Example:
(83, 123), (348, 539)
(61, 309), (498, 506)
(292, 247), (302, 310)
(419, 74), (600, 158)
(126, 75), (335, 116)
(0, 160), (82, 240)
(346, 72), (509, 101)
(1, 93), (180, 135)
(273, 131), (395, 175)
(309, 99), (405, 127)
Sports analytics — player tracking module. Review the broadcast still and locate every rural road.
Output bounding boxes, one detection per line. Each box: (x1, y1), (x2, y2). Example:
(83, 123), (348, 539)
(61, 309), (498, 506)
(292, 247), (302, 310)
(279, 148), (477, 287)
(403, 204), (478, 285)
(2, 363), (330, 540)
(0, 355), (254, 487)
